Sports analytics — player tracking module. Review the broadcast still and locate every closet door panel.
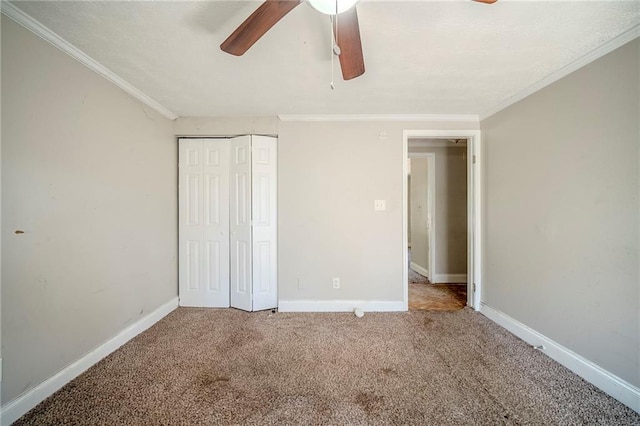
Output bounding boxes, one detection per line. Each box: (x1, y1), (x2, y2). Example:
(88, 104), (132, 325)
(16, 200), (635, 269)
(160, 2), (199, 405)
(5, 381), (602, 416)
(251, 136), (278, 311)
(179, 140), (205, 307)
(179, 139), (230, 307)
(202, 140), (230, 307)
(230, 136), (253, 311)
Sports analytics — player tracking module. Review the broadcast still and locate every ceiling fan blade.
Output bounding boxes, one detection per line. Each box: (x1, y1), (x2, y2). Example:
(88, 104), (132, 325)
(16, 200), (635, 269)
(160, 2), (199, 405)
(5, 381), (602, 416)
(472, 0), (498, 3)
(221, 0), (302, 56)
(334, 7), (365, 80)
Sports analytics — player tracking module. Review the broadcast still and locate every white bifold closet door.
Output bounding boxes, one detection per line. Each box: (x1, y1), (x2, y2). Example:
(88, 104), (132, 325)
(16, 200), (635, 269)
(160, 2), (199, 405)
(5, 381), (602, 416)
(250, 135), (278, 311)
(179, 135), (277, 311)
(229, 135), (253, 311)
(179, 138), (230, 307)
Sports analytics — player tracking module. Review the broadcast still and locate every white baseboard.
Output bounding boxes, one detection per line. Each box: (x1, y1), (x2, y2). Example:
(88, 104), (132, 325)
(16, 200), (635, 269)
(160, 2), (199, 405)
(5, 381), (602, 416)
(409, 262), (429, 278)
(432, 273), (467, 283)
(0, 297), (179, 426)
(278, 300), (406, 312)
(480, 302), (640, 414)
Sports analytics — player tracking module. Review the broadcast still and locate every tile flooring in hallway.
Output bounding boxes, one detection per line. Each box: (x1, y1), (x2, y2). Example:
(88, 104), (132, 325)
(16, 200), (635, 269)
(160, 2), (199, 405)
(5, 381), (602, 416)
(408, 251), (467, 311)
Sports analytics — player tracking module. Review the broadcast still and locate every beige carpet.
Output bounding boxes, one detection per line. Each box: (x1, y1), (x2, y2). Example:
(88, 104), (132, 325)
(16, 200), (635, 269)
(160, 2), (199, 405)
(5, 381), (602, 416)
(15, 308), (640, 425)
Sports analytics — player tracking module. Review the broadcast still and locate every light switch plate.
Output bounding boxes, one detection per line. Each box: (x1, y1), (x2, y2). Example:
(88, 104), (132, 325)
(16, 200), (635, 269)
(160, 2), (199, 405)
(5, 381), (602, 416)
(374, 200), (386, 211)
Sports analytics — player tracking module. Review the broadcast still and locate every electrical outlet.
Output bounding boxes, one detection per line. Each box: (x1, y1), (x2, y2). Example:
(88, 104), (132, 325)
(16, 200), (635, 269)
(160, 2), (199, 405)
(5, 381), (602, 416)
(374, 200), (386, 211)
(333, 278), (340, 289)
(297, 278), (304, 290)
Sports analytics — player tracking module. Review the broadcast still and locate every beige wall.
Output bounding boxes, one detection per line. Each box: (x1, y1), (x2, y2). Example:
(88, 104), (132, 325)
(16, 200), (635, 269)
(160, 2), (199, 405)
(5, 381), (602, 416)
(410, 159), (430, 274)
(175, 118), (479, 303)
(278, 122), (401, 300)
(1, 17), (178, 404)
(433, 147), (467, 277)
(481, 39), (639, 387)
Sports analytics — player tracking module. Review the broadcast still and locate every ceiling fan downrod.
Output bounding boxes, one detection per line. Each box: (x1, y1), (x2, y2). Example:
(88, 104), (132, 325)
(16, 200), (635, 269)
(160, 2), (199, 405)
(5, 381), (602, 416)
(330, 0), (339, 90)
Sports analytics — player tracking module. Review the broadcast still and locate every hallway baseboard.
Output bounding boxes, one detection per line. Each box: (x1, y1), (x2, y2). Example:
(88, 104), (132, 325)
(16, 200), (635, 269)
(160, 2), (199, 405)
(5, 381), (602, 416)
(432, 274), (467, 283)
(409, 262), (429, 278)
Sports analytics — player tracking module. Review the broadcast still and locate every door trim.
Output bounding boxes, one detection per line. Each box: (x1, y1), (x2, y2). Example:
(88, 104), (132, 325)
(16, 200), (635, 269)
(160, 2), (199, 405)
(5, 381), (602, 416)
(402, 130), (482, 310)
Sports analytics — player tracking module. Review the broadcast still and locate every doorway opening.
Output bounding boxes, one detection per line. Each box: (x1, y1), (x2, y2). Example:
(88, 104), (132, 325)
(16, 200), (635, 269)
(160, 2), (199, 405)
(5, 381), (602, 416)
(402, 130), (482, 311)
(408, 144), (466, 310)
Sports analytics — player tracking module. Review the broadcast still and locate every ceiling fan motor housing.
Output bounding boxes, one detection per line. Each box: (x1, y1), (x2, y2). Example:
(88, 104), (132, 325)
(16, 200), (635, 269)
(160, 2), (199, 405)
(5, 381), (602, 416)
(307, 0), (359, 15)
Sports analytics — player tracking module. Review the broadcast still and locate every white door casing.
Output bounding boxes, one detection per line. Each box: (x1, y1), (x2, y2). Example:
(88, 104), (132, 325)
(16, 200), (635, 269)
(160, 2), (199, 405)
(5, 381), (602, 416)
(251, 136), (278, 311)
(426, 154), (436, 282)
(229, 135), (253, 311)
(179, 139), (230, 307)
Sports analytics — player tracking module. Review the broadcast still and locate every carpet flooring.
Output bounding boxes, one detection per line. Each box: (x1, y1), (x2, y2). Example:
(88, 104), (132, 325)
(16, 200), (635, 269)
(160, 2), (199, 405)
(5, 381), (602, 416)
(15, 308), (639, 425)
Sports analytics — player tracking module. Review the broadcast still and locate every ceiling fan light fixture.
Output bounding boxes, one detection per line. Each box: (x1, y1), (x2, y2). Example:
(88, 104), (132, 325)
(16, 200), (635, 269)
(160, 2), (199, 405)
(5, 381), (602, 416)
(307, 0), (359, 15)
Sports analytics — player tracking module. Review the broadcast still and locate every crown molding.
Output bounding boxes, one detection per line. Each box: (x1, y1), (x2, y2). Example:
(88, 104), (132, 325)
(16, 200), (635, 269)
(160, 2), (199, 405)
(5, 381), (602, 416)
(278, 114), (480, 123)
(480, 24), (640, 121)
(1, 1), (178, 121)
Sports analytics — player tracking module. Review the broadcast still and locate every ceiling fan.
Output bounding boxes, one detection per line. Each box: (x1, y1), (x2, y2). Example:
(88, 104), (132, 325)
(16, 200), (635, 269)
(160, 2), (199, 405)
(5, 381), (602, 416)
(220, 0), (498, 81)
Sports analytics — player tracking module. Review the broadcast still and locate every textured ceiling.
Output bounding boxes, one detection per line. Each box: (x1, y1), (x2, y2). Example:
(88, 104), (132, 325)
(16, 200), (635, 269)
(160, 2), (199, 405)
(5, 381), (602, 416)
(9, 1), (640, 117)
